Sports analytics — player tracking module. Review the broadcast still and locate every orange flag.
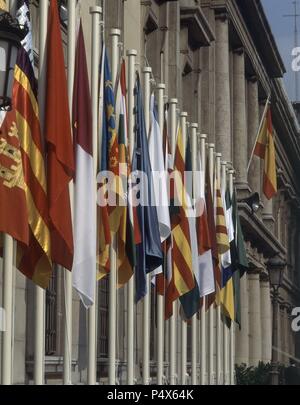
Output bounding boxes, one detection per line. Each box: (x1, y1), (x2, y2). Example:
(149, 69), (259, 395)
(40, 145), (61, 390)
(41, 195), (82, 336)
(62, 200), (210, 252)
(45, 0), (74, 270)
(254, 106), (277, 200)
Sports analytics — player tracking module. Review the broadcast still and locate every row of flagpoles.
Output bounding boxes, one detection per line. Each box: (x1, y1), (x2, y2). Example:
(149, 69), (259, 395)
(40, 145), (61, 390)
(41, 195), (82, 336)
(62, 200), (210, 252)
(0, 0), (269, 386)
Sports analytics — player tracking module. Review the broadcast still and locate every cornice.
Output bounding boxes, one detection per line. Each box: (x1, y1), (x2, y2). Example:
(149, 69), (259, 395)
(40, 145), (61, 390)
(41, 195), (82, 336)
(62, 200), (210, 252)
(238, 202), (286, 258)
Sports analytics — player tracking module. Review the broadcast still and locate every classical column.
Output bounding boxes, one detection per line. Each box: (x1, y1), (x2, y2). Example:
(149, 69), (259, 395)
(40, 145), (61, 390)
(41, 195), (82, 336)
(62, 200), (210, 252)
(248, 272), (262, 366)
(247, 77), (261, 195)
(235, 273), (249, 365)
(215, 12), (231, 162)
(260, 275), (272, 363)
(232, 48), (248, 193)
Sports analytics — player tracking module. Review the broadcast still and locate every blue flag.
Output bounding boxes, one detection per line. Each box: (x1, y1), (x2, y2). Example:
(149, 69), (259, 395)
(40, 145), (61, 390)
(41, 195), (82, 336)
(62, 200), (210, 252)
(132, 74), (163, 302)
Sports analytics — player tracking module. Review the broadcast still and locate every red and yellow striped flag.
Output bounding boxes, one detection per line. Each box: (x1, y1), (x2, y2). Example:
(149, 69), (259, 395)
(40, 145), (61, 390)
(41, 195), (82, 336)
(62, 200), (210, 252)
(254, 106), (277, 200)
(165, 126), (195, 319)
(14, 48), (52, 288)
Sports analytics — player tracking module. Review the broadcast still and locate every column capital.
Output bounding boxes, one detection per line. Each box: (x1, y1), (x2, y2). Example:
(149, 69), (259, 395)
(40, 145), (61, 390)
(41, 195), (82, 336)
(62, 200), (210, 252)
(232, 47), (245, 56)
(215, 10), (229, 22)
(247, 74), (258, 83)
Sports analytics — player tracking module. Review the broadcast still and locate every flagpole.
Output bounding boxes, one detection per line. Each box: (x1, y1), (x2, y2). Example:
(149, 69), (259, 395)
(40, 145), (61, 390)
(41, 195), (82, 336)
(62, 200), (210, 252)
(208, 143), (215, 385)
(63, 0), (76, 386)
(221, 160), (230, 385)
(157, 83), (166, 386)
(108, 27), (121, 386)
(142, 66), (152, 385)
(247, 94), (271, 173)
(180, 112), (188, 386)
(200, 133), (207, 385)
(228, 169), (235, 385)
(215, 152), (223, 385)
(126, 49), (137, 386)
(89, 6), (102, 385)
(190, 123), (199, 386)
(34, 0), (48, 386)
(169, 98), (178, 386)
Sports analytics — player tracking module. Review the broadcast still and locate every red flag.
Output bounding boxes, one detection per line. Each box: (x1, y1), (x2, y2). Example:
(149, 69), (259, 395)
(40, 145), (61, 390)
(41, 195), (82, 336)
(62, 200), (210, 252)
(45, 0), (74, 270)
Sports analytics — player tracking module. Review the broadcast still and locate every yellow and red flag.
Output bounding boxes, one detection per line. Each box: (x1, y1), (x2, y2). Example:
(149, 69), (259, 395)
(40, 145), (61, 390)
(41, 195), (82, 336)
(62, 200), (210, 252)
(254, 106), (277, 200)
(13, 47), (52, 288)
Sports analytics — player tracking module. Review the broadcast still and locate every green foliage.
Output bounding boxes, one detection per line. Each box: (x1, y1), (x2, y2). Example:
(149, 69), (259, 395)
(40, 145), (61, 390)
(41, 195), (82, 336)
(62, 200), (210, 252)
(235, 362), (286, 385)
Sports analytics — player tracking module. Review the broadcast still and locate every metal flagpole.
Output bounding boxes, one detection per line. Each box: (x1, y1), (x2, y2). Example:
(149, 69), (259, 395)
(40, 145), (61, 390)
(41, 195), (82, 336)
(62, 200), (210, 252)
(180, 112), (188, 386)
(215, 152), (222, 385)
(88, 6), (102, 386)
(108, 27), (121, 386)
(156, 83), (166, 385)
(200, 134), (207, 385)
(63, 0), (76, 386)
(1, 0), (16, 386)
(208, 143), (215, 385)
(247, 94), (270, 173)
(190, 123), (198, 386)
(169, 98), (178, 386)
(126, 49), (137, 386)
(228, 168), (235, 385)
(221, 160), (229, 385)
(142, 66), (151, 385)
(33, 0), (48, 386)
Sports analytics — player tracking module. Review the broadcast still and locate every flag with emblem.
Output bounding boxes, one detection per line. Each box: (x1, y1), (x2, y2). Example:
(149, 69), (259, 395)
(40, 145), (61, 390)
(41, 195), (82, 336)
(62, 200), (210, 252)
(45, 0), (74, 270)
(72, 22), (96, 308)
(97, 47), (127, 279)
(9, 1), (52, 287)
(254, 106), (277, 199)
(114, 59), (134, 287)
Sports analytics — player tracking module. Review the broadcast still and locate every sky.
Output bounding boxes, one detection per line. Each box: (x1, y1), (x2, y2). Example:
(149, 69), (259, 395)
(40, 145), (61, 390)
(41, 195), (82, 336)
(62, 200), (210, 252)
(261, 0), (299, 101)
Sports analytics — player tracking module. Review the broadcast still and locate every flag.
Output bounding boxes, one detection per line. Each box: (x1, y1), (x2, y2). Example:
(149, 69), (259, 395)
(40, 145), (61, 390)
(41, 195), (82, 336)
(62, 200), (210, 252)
(179, 135), (200, 320)
(165, 126), (195, 319)
(205, 164), (220, 308)
(0, 108), (28, 246)
(9, 1), (52, 288)
(97, 47), (128, 279)
(231, 189), (249, 328)
(0, 0), (8, 11)
(215, 177), (234, 320)
(16, 0), (34, 67)
(72, 22), (96, 308)
(148, 94), (171, 243)
(132, 73), (163, 302)
(254, 106), (277, 199)
(45, 0), (74, 270)
(195, 153), (215, 298)
(115, 60), (134, 287)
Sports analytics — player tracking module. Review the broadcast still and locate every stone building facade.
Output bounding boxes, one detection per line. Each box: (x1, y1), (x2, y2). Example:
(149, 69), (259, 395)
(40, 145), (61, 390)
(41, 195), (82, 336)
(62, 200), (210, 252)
(0, 0), (300, 385)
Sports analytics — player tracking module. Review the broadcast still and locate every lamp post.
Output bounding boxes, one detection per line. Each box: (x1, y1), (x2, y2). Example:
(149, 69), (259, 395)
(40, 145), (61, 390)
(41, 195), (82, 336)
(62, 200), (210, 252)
(0, 11), (26, 110)
(267, 255), (286, 385)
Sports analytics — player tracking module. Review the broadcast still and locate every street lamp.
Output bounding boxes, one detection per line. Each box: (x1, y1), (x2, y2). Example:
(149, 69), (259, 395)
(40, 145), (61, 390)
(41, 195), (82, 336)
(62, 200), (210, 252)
(267, 254), (286, 385)
(0, 11), (26, 110)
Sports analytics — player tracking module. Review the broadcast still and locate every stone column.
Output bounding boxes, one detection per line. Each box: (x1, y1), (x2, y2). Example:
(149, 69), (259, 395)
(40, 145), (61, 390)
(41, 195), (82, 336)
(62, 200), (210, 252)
(248, 272), (262, 366)
(247, 77), (261, 194)
(215, 12), (231, 161)
(260, 276), (272, 363)
(235, 273), (249, 365)
(232, 49), (248, 192)
(167, 1), (181, 102)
